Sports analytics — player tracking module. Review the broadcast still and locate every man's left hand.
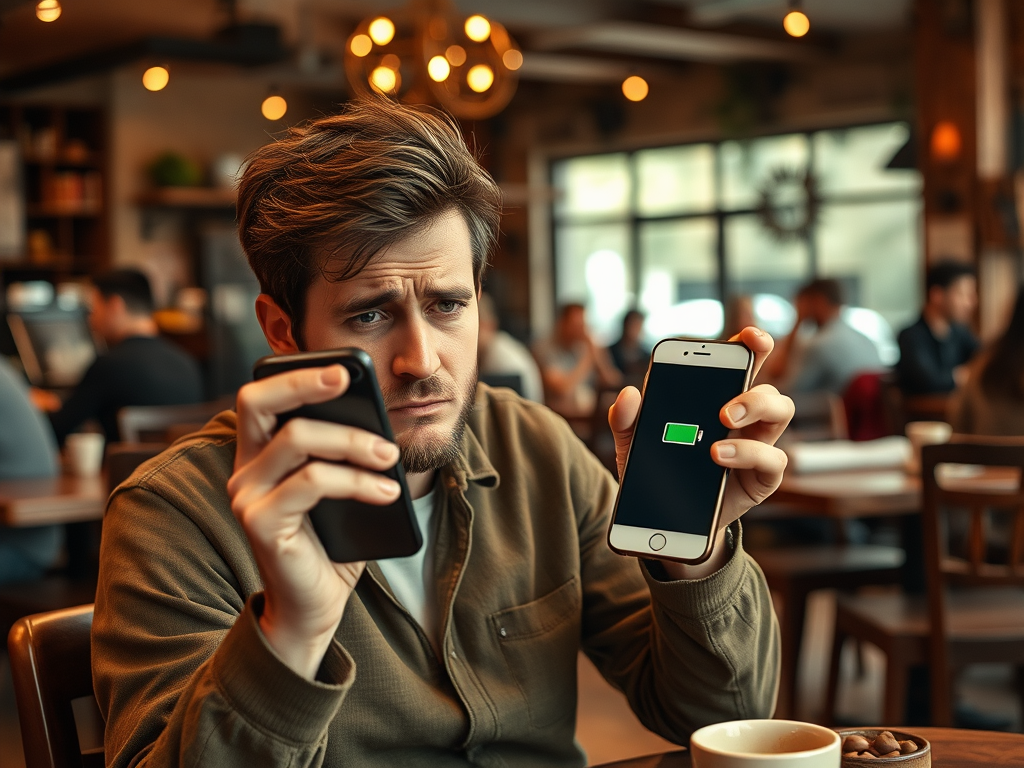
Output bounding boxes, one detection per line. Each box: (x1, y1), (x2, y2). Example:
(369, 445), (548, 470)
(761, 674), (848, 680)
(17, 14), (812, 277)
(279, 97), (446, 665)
(607, 327), (794, 578)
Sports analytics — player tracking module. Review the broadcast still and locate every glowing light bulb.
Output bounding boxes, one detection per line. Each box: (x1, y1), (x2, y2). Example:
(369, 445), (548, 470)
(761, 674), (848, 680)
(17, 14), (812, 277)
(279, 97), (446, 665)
(370, 66), (398, 93)
(261, 95), (287, 121)
(466, 64), (494, 93)
(464, 15), (491, 43)
(368, 17), (395, 46)
(350, 34), (372, 57)
(783, 10), (810, 37)
(142, 66), (170, 92)
(445, 45), (467, 67)
(502, 49), (523, 71)
(36, 0), (61, 22)
(428, 55), (451, 82)
(622, 75), (648, 102)
(381, 53), (401, 71)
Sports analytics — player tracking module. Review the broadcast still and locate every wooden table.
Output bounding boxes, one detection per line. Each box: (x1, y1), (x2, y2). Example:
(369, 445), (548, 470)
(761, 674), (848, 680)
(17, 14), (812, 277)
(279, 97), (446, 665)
(766, 469), (922, 520)
(0, 473), (107, 527)
(593, 727), (1024, 767)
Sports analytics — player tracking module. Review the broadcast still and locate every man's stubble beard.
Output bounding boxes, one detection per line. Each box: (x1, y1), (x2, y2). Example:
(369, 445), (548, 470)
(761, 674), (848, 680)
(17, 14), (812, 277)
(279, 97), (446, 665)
(385, 368), (478, 475)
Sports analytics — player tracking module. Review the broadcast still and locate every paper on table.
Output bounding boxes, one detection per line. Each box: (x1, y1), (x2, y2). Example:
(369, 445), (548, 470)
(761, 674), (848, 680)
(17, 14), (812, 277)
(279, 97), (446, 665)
(785, 436), (912, 474)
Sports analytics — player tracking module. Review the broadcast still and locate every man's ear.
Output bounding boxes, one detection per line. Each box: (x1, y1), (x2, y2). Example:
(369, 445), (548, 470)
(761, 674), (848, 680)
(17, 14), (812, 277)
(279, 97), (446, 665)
(255, 294), (300, 354)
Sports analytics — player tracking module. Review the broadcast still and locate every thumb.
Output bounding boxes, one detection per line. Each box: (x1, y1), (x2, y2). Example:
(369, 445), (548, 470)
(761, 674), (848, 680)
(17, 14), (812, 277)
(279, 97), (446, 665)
(608, 386), (641, 481)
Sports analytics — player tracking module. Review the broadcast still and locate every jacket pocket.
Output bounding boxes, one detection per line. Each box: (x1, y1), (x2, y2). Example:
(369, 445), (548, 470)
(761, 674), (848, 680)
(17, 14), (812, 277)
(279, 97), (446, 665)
(491, 575), (581, 729)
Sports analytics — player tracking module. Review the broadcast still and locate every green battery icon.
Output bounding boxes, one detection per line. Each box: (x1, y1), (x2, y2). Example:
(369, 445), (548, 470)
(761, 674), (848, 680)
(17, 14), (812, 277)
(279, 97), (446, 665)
(663, 422), (703, 445)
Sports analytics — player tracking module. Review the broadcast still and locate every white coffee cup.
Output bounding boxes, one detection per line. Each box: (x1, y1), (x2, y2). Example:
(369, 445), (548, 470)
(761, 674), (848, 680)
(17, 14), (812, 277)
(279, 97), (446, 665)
(65, 432), (105, 477)
(690, 719), (841, 768)
(904, 420), (953, 474)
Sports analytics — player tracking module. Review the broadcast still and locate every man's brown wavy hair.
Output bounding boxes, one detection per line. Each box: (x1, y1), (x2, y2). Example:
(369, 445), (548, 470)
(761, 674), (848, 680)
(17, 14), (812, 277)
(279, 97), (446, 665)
(236, 97), (501, 346)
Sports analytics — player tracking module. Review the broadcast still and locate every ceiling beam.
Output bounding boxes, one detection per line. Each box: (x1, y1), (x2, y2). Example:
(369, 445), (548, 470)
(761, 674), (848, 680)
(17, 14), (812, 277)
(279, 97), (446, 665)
(517, 53), (634, 83)
(530, 21), (816, 63)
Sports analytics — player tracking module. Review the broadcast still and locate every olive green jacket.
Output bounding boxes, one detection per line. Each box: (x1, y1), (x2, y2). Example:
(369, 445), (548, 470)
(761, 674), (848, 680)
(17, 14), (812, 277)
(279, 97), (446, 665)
(92, 385), (779, 768)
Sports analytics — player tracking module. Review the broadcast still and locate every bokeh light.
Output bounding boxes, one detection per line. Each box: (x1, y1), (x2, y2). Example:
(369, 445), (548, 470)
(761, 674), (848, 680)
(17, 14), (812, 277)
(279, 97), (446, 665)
(368, 17), (395, 46)
(783, 10), (810, 37)
(350, 34), (372, 57)
(142, 66), (170, 92)
(622, 75), (648, 102)
(467, 64), (494, 93)
(428, 56), (451, 82)
(464, 15), (491, 43)
(261, 95), (287, 121)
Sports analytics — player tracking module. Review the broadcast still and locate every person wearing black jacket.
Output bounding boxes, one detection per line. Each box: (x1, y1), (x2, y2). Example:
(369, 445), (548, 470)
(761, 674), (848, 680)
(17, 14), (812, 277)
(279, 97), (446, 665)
(41, 269), (204, 444)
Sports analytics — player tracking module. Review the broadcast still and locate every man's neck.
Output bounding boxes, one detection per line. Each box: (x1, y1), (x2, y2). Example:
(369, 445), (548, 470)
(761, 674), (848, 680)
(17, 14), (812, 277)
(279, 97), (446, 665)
(406, 470), (436, 500)
(922, 305), (951, 339)
(109, 317), (159, 344)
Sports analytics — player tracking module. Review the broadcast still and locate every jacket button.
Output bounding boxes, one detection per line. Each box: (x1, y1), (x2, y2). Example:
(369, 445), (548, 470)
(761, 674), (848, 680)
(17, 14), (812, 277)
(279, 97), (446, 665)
(499, 627), (507, 638)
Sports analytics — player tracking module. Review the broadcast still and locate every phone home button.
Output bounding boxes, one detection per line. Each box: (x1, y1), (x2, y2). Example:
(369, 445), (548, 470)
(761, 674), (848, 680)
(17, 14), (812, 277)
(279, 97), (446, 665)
(649, 533), (667, 551)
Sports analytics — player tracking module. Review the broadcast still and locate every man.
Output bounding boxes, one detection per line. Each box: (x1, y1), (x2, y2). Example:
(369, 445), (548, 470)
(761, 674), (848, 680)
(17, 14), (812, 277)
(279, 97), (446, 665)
(769, 279), (882, 395)
(93, 100), (791, 767)
(0, 357), (62, 582)
(41, 269), (204, 444)
(896, 260), (980, 396)
(607, 309), (651, 389)
(534, 302), (622, 416)
(477, 292), (543, 402)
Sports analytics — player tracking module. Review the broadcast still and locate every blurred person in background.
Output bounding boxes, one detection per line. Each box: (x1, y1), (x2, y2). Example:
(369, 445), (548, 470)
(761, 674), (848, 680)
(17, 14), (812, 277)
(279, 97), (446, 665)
(533, 302), (621, 416)
(34, 269), (204, 444)
(949, 285), (1024, 435)
(477, 292), (543, 402)
(0, 357), (62, 582)
(766, 278), (882, 395)
(897, 260), (979, 396)
(607, 308), (651, 389)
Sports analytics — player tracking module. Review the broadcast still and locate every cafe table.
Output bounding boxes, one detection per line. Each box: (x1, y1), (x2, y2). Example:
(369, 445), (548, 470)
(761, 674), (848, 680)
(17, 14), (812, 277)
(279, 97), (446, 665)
(0, 472), (107, 527)
(593, 727), (1024, 767)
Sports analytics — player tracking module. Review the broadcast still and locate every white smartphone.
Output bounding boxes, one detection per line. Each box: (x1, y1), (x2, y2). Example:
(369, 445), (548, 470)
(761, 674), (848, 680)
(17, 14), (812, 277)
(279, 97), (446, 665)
(607, 338), (754, 564)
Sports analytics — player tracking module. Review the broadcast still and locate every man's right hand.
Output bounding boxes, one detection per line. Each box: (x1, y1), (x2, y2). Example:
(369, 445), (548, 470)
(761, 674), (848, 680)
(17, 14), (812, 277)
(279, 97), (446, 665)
(226, 364), (401, 680)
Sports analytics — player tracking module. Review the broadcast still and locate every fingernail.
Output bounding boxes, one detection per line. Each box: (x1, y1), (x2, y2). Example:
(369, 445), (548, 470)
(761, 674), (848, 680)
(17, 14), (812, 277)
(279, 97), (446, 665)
(374, 439), (398, 461)
(751, 327), (763, 336)
(378, 477), (400, 495)
(320, 365), (343, 386)
(726, 404), (747, 424)
(717, 443), (737, 459)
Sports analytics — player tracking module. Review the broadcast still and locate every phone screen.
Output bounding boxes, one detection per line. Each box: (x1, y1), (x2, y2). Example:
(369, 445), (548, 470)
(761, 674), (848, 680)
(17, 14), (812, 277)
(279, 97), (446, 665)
(614, 361), (747, 536)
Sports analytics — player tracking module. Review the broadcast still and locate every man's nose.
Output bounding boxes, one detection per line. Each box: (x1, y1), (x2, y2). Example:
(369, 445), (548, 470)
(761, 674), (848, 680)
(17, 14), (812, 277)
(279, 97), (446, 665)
(392, 314), (441, 380)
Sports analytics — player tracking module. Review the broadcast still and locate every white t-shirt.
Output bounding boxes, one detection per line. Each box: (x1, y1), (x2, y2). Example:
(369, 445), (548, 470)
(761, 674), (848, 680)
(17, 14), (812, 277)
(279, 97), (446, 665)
(376, 486), (438, 647)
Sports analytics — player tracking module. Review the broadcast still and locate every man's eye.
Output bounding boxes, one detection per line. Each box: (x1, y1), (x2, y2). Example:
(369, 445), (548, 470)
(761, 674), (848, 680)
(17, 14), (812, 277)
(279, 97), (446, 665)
(438, 300), (463, 314)
(355, 311), (381, 324)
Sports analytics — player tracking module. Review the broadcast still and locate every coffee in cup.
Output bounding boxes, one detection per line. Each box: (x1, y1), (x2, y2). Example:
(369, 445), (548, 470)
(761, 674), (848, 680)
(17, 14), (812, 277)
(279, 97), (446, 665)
(690, 719), (840, 768)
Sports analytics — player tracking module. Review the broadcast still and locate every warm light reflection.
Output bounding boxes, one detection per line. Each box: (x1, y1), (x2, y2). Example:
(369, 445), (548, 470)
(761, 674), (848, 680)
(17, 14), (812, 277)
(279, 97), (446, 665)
(350, 34), (373, 57)
(261, 95), (287, 120)
(466, 64), (494, 93)
(142, 66), (170, 92)
(622, 75), (648, 102)
(368, 17), (396, 46)
(464, 15), (491, 43)
(445, 45), (467, 67)
(370, 66), (398, 93)
(931, 121), (962, 161)
(502, 49), (523, 71)
(428, 55), (451, 82)
(783, 10), (810, 37)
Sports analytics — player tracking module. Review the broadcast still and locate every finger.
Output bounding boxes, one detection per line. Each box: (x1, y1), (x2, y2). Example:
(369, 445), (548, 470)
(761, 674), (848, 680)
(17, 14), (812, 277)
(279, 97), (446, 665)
(235, 365), (349, 466)
(234, 461), (402, 547)
(720, 384), (794, 447)
(712, 439), (789, 511)
(608, 386), (642, 481)
(228, 419), (400, 508)
(727, 326), (774, 380)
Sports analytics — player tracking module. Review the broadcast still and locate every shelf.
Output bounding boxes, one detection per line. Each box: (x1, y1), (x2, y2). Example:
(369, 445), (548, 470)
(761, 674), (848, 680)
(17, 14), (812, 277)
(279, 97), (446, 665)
(136, 187), (236, 209)
(23, 155), (100, 169)
(27, 203), (102, 218)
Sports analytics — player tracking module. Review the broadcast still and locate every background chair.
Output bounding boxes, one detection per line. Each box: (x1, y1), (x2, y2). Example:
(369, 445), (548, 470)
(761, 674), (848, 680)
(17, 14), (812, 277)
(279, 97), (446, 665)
(117, 396), (233, 443)
(7, 604), (103, 768)
(824, 439), (1024, 726)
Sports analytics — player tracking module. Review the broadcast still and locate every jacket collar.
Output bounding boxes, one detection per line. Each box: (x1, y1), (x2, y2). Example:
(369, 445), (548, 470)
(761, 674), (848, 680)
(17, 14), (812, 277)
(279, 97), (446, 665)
(446, 421), (499, 492)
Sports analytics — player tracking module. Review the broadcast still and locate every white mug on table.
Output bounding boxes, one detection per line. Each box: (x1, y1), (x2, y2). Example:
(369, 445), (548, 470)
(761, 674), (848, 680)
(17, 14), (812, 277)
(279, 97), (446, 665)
(65, 432), (104, 477)
(689, 719), (841, 768)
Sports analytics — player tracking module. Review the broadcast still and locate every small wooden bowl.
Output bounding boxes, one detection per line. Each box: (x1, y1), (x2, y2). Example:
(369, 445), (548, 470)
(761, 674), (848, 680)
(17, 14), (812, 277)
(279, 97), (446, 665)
(836, 729), (931, 767)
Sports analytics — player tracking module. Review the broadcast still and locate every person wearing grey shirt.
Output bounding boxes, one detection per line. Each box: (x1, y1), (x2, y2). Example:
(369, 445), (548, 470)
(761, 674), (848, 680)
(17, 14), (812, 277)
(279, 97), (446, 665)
(777, 279), (883, 395)
(0, 356), (62, 582)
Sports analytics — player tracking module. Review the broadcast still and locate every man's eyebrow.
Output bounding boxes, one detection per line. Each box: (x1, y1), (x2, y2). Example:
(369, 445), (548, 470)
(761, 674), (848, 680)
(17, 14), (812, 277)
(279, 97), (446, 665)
(333, 283), (475, 316)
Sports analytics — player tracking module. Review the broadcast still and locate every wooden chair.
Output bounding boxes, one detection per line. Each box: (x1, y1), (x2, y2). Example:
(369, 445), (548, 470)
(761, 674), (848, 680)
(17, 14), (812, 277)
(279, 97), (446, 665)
(8, 604), (104, 768)
(117, 397), (232, 443)
(824, 439), (1024, 726)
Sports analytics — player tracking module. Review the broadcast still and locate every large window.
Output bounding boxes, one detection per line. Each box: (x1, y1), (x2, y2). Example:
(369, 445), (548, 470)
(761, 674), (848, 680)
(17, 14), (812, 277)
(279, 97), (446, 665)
(551, 123), (922, 348)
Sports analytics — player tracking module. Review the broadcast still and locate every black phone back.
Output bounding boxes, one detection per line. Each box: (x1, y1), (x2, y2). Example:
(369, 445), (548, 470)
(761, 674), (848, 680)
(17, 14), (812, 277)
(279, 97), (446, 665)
(252, 349), (422, 563)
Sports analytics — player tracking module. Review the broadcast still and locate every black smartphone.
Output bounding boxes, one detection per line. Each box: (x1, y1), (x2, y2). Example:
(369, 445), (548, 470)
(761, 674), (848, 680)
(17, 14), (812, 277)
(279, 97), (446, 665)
(252, 349), (422, 563)
(607, 338), (754, 564)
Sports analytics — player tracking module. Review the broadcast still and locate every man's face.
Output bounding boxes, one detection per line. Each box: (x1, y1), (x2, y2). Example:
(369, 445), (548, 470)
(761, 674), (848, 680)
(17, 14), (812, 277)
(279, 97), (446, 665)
(299, 210), (480, 474)
(942, 275), (977, 325)
(559, 307), (587, 345)
(87, 289), (116, 342)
